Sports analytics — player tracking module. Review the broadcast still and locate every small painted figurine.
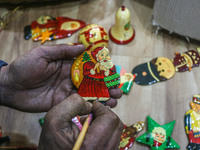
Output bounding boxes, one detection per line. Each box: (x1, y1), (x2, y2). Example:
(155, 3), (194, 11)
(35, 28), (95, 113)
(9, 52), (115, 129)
(185, 94), (200, 150)
(71, 47), (120, 101)
(132, 57), (175, 85)
(116, 65), (135, 94)
(78, 24), (109, 51)
(119, 122), (145, 150)
(24, 15), (86, 44)
(172, 50), (200, 72)
(136, 116), (180, 150)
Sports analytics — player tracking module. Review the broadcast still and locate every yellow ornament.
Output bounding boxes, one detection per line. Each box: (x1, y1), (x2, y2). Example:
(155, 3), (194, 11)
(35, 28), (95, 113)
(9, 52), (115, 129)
(109, 6), (135, 44)
(78, 24), (109, 51)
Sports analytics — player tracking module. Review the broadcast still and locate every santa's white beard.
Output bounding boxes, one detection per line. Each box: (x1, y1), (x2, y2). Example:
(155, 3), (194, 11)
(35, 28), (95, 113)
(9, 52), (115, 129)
(99, 59), (114, 76)
(100, 59), (114, 69)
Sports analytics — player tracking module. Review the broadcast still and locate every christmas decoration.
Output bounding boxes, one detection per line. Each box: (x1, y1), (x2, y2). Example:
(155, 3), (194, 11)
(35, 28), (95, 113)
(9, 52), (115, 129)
(71, 47), (120, 101)
(78, 24), (109, 51)
(24, 15), (85, 44)
(185, 94), (200, 150)
(136, 116), (180, 150)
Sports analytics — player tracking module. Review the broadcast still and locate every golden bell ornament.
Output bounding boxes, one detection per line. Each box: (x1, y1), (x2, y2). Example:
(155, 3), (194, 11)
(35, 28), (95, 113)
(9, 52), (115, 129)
(109, 6), (135, 44)
(78, 24), (109, 51)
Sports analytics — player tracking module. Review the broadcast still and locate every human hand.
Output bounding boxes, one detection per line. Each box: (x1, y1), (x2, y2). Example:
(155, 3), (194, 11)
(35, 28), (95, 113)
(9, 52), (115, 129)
(38, 94), (124, 150)
(0, 44), (122, 112)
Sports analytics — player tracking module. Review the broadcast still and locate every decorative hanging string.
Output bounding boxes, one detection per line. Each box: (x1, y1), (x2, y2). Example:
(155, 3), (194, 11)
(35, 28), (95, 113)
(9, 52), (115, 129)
(0, 6), (23, 32)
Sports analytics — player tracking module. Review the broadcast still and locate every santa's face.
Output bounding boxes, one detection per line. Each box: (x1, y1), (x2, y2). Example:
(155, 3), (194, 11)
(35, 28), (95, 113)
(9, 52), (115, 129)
(98, 49), (114, 69)
(154, 132), (165, 143)
(152, 127), (166, 143)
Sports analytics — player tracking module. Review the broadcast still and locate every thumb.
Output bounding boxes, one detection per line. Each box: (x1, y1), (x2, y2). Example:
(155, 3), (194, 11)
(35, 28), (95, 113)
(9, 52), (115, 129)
(40, 44), (85, 60)
(45, 94), (92, 126)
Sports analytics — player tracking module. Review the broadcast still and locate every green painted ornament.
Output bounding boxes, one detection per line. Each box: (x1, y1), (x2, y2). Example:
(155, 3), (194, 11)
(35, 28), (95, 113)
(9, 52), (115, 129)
(136, 116), (180, 150)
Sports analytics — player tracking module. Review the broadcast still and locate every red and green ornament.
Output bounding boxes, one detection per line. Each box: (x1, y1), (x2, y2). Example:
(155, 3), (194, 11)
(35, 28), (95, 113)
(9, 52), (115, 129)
(136, 116), (180, 150)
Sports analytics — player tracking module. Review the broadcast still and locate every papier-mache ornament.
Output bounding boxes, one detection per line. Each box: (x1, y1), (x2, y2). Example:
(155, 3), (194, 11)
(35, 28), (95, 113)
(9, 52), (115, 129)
(185, 94), (200, 150)
(136, 116), (180, 150)
(172, 49), (200, 72)
(71, 47), (120, 101)
(109, 6), (135, 44)
(116, 65), (135, 93)
(24, 15), (86, 44)
(78, 24), (109, 51)
(119, 121), (145, 150)
(132, 57), (175, 85)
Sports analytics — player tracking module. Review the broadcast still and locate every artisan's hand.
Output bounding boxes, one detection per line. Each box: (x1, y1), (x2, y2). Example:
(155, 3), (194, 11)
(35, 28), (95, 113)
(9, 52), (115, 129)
(38, 94), (124, 150)
(0, 44), (122, 112)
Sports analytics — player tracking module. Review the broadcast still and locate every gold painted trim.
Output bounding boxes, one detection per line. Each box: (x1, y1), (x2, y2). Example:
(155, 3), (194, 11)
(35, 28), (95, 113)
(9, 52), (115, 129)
(147, 62), (160, 82)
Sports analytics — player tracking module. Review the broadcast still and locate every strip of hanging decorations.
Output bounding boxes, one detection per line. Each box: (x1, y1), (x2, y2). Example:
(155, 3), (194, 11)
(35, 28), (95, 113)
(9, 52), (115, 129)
(0, 7), (23, 32)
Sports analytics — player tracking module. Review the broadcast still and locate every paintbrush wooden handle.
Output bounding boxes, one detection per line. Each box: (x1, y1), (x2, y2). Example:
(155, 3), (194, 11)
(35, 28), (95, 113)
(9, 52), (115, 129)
(72, 113), (93, 150)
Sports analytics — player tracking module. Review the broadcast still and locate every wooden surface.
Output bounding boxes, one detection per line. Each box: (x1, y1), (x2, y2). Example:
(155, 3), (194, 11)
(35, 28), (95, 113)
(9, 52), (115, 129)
(0, 0), (200, 149)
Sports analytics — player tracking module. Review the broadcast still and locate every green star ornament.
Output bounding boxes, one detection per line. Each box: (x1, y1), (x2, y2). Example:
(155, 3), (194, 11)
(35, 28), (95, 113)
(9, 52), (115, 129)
(136, 116), (180, 150)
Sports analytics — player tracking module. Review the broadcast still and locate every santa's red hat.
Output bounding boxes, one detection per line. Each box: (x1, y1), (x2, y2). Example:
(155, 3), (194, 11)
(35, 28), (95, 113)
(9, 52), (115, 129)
(91, 47), (109, 61)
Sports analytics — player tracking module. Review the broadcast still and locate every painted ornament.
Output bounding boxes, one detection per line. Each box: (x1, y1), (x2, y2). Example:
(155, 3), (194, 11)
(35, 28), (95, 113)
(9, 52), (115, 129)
(132, 57), (175, 85)
(116, 65), (135, 93)
(24, 15), (86, 44)
(71, 47), (120, 101)
(78, 24), (109, 51)
(172, 50), (200, 72)
(119, 121), (145, 150)
(109, 6), (135, 44)
(185, 94), (200, 150)
(136, 116), (180, 150)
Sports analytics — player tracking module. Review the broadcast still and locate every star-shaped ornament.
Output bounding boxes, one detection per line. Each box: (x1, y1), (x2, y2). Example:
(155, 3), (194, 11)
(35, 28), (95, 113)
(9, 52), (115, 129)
(136, 116), (180, 150)
(40, 29), (53, 44)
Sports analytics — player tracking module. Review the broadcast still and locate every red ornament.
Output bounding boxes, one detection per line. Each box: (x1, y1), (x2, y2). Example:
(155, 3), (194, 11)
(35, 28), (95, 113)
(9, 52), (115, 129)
(24, 15), (86, 44)
(172, 50), (200, 72)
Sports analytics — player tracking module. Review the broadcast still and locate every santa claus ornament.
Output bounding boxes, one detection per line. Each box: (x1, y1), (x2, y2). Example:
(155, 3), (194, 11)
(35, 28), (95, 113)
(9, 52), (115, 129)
(71, 47), (120, 101)
(24, 15), (86, 44)
(136, 116), (180, 150)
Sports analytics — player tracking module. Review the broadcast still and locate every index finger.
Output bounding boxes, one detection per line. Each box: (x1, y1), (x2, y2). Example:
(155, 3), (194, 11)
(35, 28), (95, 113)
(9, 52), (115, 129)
(39, 44), (85, 60)
(81, 101), (122, 149)
(45, 94), (92, 127)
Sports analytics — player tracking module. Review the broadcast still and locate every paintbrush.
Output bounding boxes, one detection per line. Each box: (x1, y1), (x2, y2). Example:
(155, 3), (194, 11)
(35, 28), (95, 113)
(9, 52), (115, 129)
(72, 113), (93, 150)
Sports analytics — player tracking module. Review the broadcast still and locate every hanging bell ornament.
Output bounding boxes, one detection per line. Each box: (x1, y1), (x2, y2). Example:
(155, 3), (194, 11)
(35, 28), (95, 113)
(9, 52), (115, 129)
(109, 6), (135, 44)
